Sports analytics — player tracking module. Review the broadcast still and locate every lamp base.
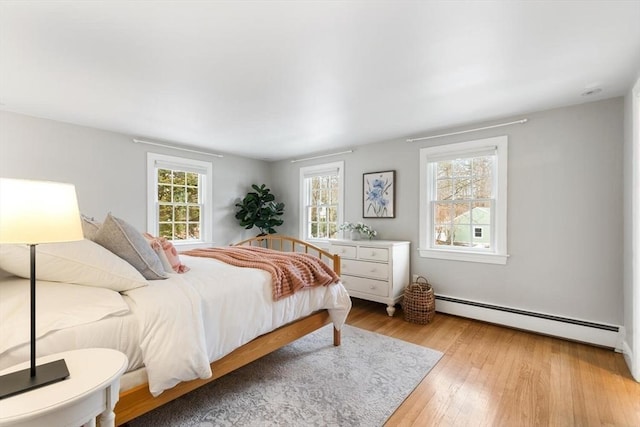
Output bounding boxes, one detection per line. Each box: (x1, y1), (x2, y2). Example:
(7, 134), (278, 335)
(0, 359), (69, 399)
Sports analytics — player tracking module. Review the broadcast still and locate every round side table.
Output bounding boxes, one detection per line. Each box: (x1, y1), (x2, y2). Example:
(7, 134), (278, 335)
(0, 348), (128, 427)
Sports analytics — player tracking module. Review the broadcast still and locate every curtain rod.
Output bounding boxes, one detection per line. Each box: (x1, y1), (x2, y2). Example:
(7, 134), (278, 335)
(133, 138), (224, 158)
(406, 118), (528, 143)
(290, 150), (353, 163)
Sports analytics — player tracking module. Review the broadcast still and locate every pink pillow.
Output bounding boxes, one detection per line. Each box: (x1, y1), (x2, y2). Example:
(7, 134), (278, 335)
(143, 233), (190, 274)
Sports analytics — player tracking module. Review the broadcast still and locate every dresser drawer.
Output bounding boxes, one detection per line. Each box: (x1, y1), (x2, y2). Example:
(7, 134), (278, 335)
(341, 259), (388, 280)
(357, 246), (389, 262)
(341, 275), (389, 298)
(330, 244), (357, 259)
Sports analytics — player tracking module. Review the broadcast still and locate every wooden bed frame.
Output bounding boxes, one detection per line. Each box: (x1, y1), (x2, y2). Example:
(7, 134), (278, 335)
(115, 235), (342, 425)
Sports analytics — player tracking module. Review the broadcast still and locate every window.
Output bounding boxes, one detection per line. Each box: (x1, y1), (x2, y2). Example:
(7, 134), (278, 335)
(299, 161), (344, 241)
(419, 136), (508, 264)
(147, 153), (213, 245)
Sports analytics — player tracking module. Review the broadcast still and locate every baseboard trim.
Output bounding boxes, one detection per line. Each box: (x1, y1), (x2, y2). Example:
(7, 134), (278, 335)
(435, 294), (622, 349)
(621, 340), (640, 381)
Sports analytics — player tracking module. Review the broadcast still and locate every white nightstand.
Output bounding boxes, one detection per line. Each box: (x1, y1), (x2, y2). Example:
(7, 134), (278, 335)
(0, 348), (128, 427)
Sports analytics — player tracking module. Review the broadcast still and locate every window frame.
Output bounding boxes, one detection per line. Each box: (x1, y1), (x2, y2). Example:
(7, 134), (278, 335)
(147, 153), (213, 247)
(299, 161), (344, 244)
(419, 136), (508, 264)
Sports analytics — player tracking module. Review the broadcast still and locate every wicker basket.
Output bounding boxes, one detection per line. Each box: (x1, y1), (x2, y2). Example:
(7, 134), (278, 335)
(402, 276), (435, 324)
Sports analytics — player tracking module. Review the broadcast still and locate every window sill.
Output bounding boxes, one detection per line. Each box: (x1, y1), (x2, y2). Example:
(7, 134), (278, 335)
(418, 248), (509, 265)
(173, 241), (216, 250)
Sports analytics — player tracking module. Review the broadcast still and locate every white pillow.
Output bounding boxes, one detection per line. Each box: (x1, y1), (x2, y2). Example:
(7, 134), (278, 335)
(0, 239), (148, 292)
(0, 277), (130, 354)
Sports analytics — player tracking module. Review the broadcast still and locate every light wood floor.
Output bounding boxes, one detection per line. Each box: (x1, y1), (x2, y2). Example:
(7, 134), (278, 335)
(346, 298), (640, 427)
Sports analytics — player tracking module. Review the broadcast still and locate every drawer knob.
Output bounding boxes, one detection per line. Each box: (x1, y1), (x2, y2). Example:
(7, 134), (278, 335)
(369, 285), (377, 289)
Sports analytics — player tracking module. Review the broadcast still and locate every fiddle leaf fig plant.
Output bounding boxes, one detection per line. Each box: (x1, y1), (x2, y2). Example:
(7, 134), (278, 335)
(235, 184), (285, 235)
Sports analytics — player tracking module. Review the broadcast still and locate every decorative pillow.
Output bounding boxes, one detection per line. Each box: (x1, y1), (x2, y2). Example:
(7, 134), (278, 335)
(0, 239), (148, 292)
(94, 213), (167, 280)
(143, 233), (190, 274)
(81, 214), (101, 241)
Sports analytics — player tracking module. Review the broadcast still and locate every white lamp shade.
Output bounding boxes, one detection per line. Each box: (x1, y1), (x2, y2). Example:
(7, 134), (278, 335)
(0, 178), (84, 244)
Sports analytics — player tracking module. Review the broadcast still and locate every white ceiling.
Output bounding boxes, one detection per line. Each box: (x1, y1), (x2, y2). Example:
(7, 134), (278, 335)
(1, 1), (639, 161)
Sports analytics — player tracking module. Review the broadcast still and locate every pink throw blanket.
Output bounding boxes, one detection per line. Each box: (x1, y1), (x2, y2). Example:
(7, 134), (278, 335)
(182, 246), (340, 301)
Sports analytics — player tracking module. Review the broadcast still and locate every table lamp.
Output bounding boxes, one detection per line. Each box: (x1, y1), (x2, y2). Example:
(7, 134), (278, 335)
(0, 178), (84, 399)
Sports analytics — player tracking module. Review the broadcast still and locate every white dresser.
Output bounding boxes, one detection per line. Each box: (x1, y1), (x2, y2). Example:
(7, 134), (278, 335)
(329, 239), (410, 316)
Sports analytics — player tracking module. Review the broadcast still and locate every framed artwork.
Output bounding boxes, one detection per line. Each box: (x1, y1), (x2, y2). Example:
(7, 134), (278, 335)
(363, 170), (395, 218)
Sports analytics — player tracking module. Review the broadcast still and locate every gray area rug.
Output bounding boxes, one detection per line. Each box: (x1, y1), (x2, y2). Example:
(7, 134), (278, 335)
(129, 324), (443, 426)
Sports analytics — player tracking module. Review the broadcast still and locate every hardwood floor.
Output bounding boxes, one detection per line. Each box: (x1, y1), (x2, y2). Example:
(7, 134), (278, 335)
(346, 298), (640, 427)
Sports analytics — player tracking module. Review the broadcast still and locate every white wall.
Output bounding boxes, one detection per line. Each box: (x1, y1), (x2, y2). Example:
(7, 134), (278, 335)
(0, 111), (272, 246)
(0, 99), (627, 334)
(272, 98), (625, 326)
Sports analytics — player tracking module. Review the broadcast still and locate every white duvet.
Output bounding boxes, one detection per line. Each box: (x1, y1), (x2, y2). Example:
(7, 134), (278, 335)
(1, 255), (351, 397)
(125, 255), (351, 396)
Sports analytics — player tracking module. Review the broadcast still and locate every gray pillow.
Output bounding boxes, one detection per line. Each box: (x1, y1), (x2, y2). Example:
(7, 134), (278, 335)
(81, 214), (101, 241)
(94, 213), (167, 280)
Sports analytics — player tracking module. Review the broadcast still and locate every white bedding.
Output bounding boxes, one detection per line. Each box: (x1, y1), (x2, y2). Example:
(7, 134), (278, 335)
(0, 253), (351, 397)
(125, 255), (351, 396)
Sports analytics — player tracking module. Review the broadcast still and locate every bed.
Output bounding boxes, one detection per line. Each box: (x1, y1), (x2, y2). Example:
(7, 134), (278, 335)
(0, 234), (350, 426)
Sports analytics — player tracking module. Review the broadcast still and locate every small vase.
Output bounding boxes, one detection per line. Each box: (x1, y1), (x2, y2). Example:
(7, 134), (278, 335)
(350, 231), (361, 241)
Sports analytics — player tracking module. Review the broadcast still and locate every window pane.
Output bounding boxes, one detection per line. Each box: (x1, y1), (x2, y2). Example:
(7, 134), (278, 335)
(434, 203), (451, 225)
(437, 161), (452, 179)
(186, 172), (199, 186)
(159, 223), (173, 239)
(175, 206), (187, 221)
(453, 158), (472, 176)
(159, 205), (173, 221)
(454, 178), (472, 199)
(187, 186), (199, 203)
(436, 179), (453, 201)
(318, 223), (327, 238)
(173, 186), (186, 203)
(173, 171), (186, 185)
(328, 223), (338, 239)
(473, 175), (492, 199)
(452, 224), (471, 247)
(188, 223), (200, 239)
(454, 202), (471, 220)
(174, 223), (187, 240)
(327, 206), (337, 222)
(434, 225), (451, 245)
(158, 185), (171, 202)
(310, 206), (318, 221)
(158, 169), (172, 184)
(471, 202), (491, 225)
(472, 156), (493, 176)
(188, 206), (200, 222)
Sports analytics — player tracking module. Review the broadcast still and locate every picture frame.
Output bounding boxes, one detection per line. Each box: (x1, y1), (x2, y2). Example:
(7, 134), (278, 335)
(363, 170), (395, 218)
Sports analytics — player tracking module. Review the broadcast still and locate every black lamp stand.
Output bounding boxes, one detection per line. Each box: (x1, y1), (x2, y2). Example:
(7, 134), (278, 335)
(0, 244), (69, 399)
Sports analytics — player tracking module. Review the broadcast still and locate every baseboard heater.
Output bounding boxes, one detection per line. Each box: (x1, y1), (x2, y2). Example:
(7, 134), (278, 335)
(434, 294), (622, 350)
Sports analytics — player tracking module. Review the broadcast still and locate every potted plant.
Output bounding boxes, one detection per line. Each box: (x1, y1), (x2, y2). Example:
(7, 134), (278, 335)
(339, 222), (377, 240)
(235, 184), (285, 235)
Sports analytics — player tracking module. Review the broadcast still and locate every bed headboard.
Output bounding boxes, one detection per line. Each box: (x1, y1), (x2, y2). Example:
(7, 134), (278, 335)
(233, 235), (341, 276)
